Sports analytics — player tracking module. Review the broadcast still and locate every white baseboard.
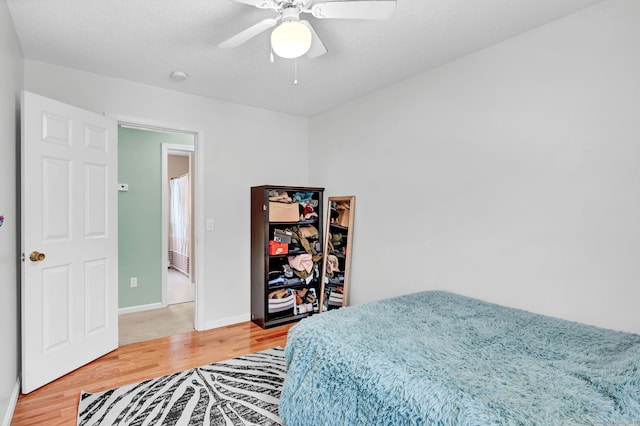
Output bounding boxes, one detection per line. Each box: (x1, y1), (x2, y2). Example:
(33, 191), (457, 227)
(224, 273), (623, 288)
(205, 313), (251, 330)
(118, 302), (164, 315)
(1, 377), (20, 426)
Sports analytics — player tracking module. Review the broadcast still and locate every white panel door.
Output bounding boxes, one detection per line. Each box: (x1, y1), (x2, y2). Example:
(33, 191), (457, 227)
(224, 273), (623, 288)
(21, 91), (118, 393)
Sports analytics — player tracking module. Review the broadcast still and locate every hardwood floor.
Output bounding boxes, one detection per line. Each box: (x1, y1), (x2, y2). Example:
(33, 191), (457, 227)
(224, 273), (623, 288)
(11, 321), (295, 426)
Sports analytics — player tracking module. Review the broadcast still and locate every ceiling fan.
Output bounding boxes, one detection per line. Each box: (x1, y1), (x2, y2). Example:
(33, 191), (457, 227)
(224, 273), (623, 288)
(218, 0), (397, 59)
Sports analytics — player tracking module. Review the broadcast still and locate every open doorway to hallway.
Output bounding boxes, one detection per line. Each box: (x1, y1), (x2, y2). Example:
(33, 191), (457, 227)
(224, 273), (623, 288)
(116, 124), (197, 346)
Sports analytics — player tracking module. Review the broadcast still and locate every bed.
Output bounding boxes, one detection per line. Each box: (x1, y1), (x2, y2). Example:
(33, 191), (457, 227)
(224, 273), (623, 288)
(279, 291), (640, 425)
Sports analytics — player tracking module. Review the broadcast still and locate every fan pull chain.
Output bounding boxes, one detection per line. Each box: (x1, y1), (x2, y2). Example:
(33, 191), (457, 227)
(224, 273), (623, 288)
(294, 58), (298, 85)
(270, 50), (274, 63)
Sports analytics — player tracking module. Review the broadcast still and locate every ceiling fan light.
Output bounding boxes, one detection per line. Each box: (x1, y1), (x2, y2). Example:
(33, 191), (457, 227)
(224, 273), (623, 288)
(271, 20), (312, 59)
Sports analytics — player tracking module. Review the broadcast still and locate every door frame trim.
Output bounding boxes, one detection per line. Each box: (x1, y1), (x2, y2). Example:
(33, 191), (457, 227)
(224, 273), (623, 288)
(106, 113), (206, 331)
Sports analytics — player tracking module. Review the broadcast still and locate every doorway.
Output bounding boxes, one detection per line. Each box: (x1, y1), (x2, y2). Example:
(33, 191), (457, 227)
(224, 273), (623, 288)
(116, 124), (198, 346)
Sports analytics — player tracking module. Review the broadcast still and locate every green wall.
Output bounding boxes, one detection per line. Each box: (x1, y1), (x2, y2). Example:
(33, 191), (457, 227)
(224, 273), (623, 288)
(118, 126), (194, 309)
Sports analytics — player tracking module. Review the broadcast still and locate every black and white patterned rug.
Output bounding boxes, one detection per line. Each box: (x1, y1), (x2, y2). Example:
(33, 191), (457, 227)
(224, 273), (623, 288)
(77, 347), (285, 425)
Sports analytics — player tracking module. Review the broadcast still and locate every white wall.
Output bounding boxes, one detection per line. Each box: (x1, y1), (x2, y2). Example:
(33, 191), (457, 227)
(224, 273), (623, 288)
(309, 0), (640, 334)
(24, 60), (309, 327)
(0, 0), (23, 421)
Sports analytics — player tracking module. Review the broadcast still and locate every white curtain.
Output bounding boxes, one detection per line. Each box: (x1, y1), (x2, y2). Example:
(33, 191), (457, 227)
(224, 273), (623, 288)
(169, 173), (190, 273)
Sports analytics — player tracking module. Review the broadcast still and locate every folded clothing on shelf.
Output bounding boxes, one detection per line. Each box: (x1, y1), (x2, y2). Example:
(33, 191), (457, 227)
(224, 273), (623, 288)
(268, 288), (295, 313)
(268, 190), (292, 203)
(328, 286), (344, 306)
(269, 277), (304, 287)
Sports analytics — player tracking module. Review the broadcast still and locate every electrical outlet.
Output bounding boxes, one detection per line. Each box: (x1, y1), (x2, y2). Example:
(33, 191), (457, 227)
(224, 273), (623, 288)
(130, 277), (137, 288)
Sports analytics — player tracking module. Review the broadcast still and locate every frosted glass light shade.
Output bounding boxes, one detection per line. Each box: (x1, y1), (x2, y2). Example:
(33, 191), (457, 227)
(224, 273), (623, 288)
(271, 20), (312, 59)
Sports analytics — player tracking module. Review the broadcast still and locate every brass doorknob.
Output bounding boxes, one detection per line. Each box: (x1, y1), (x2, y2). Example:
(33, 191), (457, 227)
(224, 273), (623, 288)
(29, 251), (46, 262)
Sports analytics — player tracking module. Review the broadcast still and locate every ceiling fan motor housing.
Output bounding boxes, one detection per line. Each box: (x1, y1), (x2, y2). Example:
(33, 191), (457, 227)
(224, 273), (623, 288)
(281, 5), (302, 22)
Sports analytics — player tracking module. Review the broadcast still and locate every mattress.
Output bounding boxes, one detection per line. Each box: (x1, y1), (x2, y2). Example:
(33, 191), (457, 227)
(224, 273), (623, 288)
(280, 291), (640, 425)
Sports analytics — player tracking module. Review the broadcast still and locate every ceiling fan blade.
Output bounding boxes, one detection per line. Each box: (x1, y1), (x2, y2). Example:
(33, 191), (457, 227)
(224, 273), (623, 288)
(218, 18), (278, 49)
(231, 0), (277, 9)
(310, 1), (396, 20)
(300, 20), (327, 59)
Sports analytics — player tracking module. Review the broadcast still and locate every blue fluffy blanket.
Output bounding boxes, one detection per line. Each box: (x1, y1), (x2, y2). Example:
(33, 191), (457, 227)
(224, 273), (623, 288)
(280, 291), (640, 425)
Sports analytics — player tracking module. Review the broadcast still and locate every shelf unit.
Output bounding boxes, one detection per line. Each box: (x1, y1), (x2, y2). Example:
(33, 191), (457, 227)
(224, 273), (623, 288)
(251, 185), (324, 328)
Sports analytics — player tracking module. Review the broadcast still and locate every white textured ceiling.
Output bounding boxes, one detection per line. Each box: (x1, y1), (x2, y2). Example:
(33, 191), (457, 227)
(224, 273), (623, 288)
(7, 0), (602, 116)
